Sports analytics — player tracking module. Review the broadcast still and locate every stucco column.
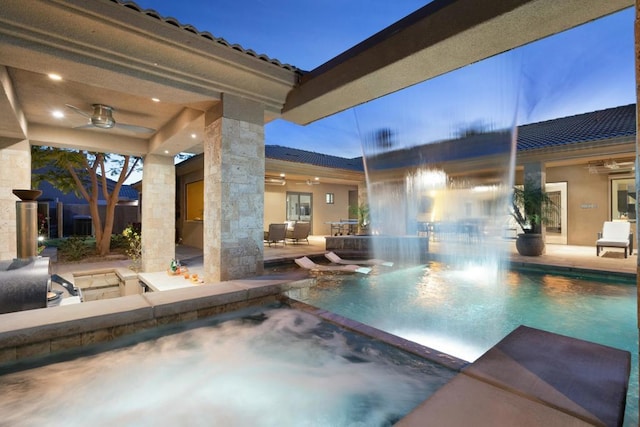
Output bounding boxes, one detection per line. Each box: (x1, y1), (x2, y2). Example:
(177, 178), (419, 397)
(141, 154), (175, 272)
(203, 93), (265, 282)
(523, 161), (546, 236)
(0, 140), (31, 261)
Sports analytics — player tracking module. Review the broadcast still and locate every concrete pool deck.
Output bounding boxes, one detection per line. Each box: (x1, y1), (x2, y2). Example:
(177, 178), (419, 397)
(3, 235), (636, 426)
(50, 234), (640, 279)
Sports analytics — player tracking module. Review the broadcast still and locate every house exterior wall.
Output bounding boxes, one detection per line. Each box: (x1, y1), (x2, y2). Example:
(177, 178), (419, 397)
(263, 182), (357, 235)
(177, 166), (204, 249)
(0, 141), (31, 261)
(546, 164), (619, 247)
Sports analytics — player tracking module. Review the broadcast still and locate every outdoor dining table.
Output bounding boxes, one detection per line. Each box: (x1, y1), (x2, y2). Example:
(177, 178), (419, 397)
(325, 220), (358, 236)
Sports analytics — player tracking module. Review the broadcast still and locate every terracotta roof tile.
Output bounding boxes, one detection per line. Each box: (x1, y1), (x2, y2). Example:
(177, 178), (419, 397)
(266, 145), (364, 171)
(517, 104), (635, 151)
(111, 0), (303, 74)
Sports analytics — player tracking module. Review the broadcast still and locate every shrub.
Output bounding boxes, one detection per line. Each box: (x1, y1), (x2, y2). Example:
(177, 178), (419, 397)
(58, 236), (92, 261)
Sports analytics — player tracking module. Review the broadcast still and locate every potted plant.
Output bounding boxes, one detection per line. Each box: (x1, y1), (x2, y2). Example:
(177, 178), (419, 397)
(510, 181), (557, 256)
(350, 203), (370, 235)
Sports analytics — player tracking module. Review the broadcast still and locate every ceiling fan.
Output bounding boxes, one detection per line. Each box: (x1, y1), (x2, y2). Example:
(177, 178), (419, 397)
(65, 104), (156, 134)
(296, 179), (320, 186)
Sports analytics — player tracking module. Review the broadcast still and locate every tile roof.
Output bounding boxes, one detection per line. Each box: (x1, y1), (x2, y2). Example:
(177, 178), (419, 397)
(182, 104), (635, 174)
(112, 0), (303, 74)
(266, 145), (364, 172)
(517, 104), (635, 151)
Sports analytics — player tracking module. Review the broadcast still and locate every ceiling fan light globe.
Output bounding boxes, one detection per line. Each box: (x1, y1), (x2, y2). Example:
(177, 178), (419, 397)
(91, 104), (116, 129)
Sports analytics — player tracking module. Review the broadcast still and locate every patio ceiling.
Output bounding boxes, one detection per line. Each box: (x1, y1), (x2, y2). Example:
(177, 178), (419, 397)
(0, 0), (634, 159)
(0, 0), (299, 157)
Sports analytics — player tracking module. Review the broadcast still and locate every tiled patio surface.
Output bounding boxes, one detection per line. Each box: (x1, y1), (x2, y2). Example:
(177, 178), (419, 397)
(51, 235), (638, 278)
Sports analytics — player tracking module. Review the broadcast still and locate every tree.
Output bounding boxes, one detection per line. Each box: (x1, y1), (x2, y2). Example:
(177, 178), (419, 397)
(31, 146), (141, 256)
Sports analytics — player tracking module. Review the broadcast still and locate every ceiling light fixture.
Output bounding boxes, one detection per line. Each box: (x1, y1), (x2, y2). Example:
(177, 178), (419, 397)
(164, 150), (169, 154)
(151, 98), (160, 102)
(604, 159), (620, 170)
(191, 133), (197, 139)
(52, 110), (64, 119)
(48, 73), (62, 81)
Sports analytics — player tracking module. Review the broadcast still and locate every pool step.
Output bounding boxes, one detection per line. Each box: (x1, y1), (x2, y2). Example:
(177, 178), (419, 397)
(397, 325), (631, 427)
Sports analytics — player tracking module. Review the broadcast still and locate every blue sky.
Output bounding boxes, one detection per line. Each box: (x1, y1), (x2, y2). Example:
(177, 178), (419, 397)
(133, 1), (635, 159)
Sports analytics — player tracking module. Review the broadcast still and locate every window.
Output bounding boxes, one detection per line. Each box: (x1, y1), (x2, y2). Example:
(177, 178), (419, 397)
(325, 193), (334, 204)
(611, 177), (635, 221)
(186, 180), (204, 221)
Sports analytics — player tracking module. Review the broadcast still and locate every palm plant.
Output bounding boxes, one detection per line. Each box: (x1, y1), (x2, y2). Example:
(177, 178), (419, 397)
(511, 182), (557, 234)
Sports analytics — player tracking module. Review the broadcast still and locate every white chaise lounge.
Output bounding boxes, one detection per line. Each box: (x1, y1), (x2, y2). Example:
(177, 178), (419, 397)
(324, 251), (393, 267)
(596, 221), (633, 258)
(294, 256), (371, 274)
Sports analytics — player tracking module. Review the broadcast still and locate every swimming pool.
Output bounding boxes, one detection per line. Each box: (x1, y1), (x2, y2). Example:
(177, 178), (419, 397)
(0, 305), (456, 426)
(286, 262), (639, 427)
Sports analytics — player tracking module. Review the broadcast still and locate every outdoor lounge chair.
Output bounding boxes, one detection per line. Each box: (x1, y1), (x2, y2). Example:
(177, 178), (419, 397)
(294, 256), (371, 274)
(324, 251), (393, 267)
(264, 223), (287, 247)
(286, 222), (310, 245)
(596, 221), (633, 258)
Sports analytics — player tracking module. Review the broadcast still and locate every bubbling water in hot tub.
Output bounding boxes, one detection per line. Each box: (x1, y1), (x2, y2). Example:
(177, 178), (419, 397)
(0, 306), (456, 426)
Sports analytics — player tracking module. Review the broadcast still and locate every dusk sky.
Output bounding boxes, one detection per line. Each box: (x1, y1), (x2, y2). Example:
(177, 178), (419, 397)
(133, 1), (635, 159)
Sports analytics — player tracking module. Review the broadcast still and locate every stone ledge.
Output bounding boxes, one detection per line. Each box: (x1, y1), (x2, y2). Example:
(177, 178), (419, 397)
(0, 278), (288, 364)
(0, 295), (153, 348)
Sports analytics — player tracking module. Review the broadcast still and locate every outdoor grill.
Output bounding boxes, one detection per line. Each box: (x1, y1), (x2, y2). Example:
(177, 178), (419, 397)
(0, 189), (50, 314)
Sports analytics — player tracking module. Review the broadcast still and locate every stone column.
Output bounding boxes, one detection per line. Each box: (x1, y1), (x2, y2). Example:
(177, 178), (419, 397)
(140, 154), (175, 272)
(0, 140), (31, 261)
(203, 93), (264, 282)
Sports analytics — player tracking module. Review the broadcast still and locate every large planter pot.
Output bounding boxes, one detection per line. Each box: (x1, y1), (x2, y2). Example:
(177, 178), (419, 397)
(515, 233), (545, 256)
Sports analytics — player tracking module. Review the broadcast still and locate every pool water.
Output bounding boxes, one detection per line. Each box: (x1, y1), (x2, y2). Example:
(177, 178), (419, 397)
(286, 262), (639, 427)
(0, 305), (456, 427)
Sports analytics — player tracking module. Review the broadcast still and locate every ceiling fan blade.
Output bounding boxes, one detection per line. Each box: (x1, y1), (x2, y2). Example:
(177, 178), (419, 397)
(65, 104), (91, 119)
(73, 124), (95, 130)
(114, 122), (156, 134)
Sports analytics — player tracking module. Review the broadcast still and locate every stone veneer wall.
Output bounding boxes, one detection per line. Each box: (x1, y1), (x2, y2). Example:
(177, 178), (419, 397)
(141, 154), (175, 272)
(0, 141), (31, 261)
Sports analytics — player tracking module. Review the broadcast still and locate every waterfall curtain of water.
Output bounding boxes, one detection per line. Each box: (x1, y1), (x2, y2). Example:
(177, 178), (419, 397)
(354, 53), (521, 270)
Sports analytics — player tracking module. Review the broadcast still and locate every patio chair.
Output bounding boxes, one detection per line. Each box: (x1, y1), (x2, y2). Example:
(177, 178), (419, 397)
(596, 221), (633, 258)
(324, 251), (393, 267)
(264, 223), (287, 247)
(294, 256), (371, 274)
(286, 222), (310, 245)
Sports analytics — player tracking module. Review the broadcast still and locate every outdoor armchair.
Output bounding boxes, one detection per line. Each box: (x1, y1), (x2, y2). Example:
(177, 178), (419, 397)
(264, 223), (287, 247)
(596, 221), (633, 258)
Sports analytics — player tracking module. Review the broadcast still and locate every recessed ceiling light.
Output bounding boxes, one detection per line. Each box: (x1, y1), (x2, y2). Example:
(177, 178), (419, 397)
(52, 110), (64, 118)
(164, 150), (169, 154)
(48, 73), (62, 81)
(280, 173), (285, 177)
(191, 133), (197, 139)
(151, 98), (160, 102)
(314, 177), (319, 180)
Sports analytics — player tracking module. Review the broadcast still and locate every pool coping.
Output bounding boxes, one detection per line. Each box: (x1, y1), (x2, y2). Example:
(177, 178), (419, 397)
(0, 267), (632, 426)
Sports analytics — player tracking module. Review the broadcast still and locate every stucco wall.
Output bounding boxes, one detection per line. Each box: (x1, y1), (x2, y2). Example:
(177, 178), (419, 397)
(263, 182), (357, 235)
(546, 164), (631, 247)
